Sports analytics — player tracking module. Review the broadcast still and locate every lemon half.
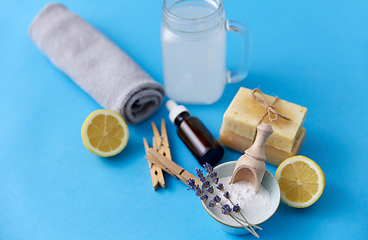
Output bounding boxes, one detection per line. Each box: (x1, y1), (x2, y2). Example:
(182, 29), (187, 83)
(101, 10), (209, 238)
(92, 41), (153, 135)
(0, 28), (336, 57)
(275, 156), (325, 208)
(81, 110), (129, 157)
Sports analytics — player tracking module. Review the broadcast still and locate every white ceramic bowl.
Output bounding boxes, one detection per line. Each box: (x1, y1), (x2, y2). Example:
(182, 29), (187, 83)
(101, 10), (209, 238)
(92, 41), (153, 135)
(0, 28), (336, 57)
(200, 161), (280, 235)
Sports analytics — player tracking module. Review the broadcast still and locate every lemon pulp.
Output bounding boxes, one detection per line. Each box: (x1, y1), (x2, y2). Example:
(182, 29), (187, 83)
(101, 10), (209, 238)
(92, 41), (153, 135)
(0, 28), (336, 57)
(81, 110), (129, 157)
(276, 156), (325, 208)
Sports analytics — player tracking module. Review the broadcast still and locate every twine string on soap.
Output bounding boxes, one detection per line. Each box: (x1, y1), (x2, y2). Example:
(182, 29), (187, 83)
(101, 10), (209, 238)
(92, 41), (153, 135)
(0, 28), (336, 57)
(252, 88), (291, 125)
(251, 88), (291, 142)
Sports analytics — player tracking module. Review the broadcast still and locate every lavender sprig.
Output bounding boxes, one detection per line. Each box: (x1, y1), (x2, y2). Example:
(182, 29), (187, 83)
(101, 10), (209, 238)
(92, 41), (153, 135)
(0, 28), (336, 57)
(187, 179), (195, 188)
(202, 180), (211, 188)
(186, 179), (200, 191)
(195, 189), (203, 197)
(233, 204), (241, 213)
(196, 168), (207, 182)
(200, 194), (208, 203)
(213, 195), (221, 203)
(196, 168), (203, 178)
(223, 191), (230, 199)
(187, 163), (261, 238)
(208, 200), (216, 208)
(209, 171), (217, 179)
(216, 182), (262, 232)
(206, 164), (260, 236)
(221, 204), (232, 215)
(219, 190), (262, 231)
(213, 203), (258, 237)
(203, 162), (213, 173)
(211, 191), (257, 236)
(212, 194), (259, 236)
(216, 183), (224, 191)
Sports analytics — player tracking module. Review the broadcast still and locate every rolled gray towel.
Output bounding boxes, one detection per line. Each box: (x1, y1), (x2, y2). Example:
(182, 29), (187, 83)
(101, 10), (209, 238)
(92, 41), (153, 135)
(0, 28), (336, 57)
(29, 3), (165, 125)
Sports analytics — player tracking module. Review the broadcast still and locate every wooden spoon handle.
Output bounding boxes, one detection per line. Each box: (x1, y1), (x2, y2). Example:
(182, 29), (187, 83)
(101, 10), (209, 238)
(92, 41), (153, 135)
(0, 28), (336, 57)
(246, 123), (273, 161)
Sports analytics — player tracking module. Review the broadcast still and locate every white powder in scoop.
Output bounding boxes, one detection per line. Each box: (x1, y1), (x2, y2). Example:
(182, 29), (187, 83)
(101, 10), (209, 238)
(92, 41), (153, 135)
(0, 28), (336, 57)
(208, 176), (271, 225)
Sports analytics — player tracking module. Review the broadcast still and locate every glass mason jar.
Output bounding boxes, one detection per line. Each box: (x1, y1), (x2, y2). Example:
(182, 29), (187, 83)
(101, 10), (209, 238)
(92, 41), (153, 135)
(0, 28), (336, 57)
(161, 0), (250, 104)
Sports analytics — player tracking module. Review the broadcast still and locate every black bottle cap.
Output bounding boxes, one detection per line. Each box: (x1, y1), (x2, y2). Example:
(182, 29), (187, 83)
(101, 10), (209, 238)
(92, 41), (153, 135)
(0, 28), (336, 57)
(200, 145), (224, 167)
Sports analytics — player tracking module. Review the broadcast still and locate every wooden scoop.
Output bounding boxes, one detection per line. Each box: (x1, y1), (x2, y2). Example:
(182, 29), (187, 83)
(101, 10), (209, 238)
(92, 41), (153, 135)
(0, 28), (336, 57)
(230, 123), (273, 193)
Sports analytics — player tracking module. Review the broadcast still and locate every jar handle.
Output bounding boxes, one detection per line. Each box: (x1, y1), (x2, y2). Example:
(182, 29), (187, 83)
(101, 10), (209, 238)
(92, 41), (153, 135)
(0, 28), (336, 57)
(225, 19), (251, 84)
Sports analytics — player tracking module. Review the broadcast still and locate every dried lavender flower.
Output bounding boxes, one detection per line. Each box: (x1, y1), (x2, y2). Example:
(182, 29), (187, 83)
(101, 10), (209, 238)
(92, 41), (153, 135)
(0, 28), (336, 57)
(208, 200), (216, 208)
(223, 191), (230, 199)
(195, 189), (203, 197)
(203, 162), (213, 173)
(196, 168), (204, 178)
(202, 180), (211, 188)
(233, 204), (241, 213)
(187, 179), (195, 187)
(187, 179), (197, 190)
(221, 204), (232, 215)
(216, 183), (224, 191)
(200, 194), (208, 203)
(213, 195), (221, 203)
(207, 186), (214, 194)
(188, 166), (260, 238)
(209, 171), (217, 179)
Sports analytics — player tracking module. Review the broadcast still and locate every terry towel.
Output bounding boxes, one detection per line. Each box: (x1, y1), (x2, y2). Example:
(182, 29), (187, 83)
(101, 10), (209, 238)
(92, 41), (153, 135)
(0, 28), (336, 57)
(29, 3), (165, 125)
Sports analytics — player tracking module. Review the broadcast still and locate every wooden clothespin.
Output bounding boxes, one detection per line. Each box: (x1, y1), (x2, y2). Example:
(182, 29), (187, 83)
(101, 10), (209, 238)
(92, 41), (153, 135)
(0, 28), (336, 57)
(143, 119), (172, 190)
(143, 119), (200, 190)
(145, 149), (200, 186)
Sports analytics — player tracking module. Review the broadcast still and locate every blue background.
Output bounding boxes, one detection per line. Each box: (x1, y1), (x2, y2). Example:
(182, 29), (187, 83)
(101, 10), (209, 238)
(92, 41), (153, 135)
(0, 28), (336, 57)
(1, 0), (367, 239)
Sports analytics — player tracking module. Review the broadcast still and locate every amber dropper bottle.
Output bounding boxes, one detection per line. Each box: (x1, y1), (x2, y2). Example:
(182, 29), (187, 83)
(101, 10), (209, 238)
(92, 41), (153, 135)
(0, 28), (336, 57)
(166, 100), (224, 167)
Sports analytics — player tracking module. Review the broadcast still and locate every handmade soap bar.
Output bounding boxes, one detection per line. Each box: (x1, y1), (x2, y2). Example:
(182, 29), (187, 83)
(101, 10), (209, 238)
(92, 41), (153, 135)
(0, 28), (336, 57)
(220, 127), (306, 166)
(222, 87), (307, 153)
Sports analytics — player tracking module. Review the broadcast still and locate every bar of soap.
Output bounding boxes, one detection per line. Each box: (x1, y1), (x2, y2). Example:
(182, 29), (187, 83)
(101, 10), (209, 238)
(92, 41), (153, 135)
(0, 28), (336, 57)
(220, 127), (306, 166)
(222, 87), (307, 153)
